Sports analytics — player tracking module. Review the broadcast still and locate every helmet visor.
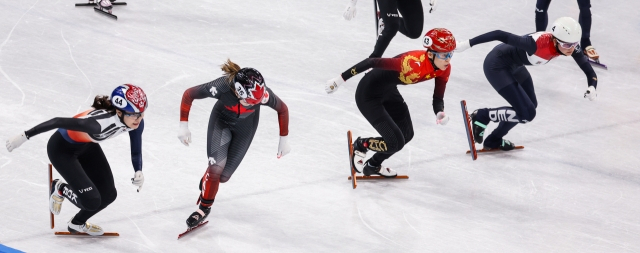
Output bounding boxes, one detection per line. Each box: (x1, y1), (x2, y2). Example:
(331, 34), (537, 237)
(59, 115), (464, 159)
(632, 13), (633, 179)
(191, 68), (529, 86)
(556, 39), (578, 49)
(433, 51), (454, 60)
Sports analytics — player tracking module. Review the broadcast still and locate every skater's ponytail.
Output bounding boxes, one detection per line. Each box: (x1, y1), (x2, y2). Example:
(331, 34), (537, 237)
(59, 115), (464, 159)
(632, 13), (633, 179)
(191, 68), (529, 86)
(92, 95), (115, 112)
(221, 58), (241, 83)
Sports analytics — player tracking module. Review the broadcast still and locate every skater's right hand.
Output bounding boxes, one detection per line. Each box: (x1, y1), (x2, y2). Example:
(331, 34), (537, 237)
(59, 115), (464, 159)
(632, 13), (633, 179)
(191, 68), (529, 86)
(177, 121), (192, 146)
(584, 86), (597, 101)
(455, 40), (471, 53)
(325, 76), (345, 94)
(343, 0), (357, 20)
(6, 132), (28, 152)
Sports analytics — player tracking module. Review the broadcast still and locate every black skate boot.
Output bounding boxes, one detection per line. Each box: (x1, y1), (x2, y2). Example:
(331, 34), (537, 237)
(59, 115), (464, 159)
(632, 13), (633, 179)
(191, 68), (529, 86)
(483, 138), (516, 151)
(470, 110), (488, 144)
(362, 160), (397, 178)
(186, 205), (210, 228)
(352, 137), (368, 173)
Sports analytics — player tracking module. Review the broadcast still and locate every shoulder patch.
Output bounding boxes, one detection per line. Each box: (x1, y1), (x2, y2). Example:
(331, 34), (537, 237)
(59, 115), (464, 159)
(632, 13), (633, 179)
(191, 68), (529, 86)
(209, 86), (217, 96)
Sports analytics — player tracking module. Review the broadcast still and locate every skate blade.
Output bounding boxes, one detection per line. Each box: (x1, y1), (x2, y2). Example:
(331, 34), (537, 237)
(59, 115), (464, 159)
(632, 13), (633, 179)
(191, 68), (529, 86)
(467, 146), (524, 154)
(94, 7), (118, 20)
(347, 131), (357, 189)
(348, 175), (409, 180)
(55, 231), (119, 236)
(588, 59), (608, 70)
(76, 2), (126, 6)
(178, 221), (209, 239)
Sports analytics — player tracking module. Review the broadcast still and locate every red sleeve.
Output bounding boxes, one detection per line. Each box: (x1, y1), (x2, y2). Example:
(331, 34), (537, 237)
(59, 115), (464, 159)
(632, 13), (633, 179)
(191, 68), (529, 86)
(179, 86), (210, 121)
(433, 65), (451, 101)
(263, 88), (289, 136)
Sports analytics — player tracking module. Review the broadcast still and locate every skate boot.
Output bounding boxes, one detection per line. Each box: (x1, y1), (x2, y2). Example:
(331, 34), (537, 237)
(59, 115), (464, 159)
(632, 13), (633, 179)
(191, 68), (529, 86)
(97, 0), (113, 12)
(68, 219), (104, 236)
(352, 137), (368, 173)
(583, 46), (599, 61)
(470, 110), (488, 144)
(363, 160), (397, 178)
(186, 206), (211, 228)
(49, 179), (65, 215)
(484, 139), (516, 151)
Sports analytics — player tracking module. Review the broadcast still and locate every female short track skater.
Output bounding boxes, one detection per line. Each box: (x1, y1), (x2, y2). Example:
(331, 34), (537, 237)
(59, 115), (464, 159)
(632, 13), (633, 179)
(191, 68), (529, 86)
(534, 0), (600, 60)
(455, 17), (597, 151)
(5, 84), (148, 236)
(325, 28), (456, 177)
(178, 59), (290, 228)
(342, 0), (438, 58)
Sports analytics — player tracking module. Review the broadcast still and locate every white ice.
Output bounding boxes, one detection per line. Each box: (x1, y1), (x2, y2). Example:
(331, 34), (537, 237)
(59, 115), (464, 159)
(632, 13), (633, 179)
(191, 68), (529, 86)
(1, 0), (640, 252)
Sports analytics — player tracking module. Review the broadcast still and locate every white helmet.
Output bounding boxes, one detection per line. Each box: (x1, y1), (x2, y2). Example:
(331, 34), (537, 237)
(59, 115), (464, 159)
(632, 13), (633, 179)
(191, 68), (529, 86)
(551, 17), (582, 43)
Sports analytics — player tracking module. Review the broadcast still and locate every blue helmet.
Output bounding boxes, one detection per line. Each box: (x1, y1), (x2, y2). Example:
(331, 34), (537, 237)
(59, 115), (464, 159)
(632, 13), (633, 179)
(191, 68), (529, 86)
(110, 84), (148, 113)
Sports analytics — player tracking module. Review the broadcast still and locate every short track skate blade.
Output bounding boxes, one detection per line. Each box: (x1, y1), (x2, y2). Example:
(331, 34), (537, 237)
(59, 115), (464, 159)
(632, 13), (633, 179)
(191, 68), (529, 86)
(348, 175), (409, 180)
(76, 2), (127, 6)
(588, 59), (608, 70)
(54, 232), (119, 236)
(94, 7), (117, 20)
(466, 146), (524, 154)
(178, 221), (209, 239)
(460, 100), (478, 160)
(347, 130), (357, 189)
(49, 164), (54, 229)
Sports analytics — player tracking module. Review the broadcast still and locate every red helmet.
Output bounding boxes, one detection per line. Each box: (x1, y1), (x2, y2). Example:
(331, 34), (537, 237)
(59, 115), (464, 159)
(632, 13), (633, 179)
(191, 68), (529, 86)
(422, 28), (456, 52)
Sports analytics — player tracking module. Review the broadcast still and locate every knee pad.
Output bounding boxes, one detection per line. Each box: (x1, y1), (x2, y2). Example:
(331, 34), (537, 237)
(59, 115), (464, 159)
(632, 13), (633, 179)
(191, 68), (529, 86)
(83, 196), (102, 211)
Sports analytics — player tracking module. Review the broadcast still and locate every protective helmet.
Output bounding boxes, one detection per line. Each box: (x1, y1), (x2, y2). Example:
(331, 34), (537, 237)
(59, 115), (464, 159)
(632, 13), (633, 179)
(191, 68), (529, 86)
(423, 28), (456, 52)
(234, 68), (267, 105)
(111, 84), (148, 113)
(551, 17), (582, 43)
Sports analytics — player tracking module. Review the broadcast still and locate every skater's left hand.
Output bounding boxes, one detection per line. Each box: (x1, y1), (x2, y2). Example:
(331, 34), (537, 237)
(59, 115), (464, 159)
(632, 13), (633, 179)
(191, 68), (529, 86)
(131, 171), (144, 192)
(584, 86), (597, 101)
(429, 0), (438, 13)
(436, 111), (449, 125)
(343, 0), (358, 20)
(6, 132), (28, 152)
(277, 136), (291, 159)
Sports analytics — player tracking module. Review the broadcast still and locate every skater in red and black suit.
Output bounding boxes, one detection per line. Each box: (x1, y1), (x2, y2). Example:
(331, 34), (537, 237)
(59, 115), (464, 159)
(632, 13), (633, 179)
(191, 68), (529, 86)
(326, 28), (456, 177)
(535, 0), (600, 60)
(455, 17), (598, 151)
(5, 84), (148, 236)
(178, 59), (290, 228)
(342, 0), (438, 58)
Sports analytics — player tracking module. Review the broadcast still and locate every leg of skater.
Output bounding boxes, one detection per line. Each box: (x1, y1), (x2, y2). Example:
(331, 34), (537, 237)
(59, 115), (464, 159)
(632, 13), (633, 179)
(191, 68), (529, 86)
(535, 0), (552, 31)
(370, 0), (401, 58)
(396, 0), (424, 39)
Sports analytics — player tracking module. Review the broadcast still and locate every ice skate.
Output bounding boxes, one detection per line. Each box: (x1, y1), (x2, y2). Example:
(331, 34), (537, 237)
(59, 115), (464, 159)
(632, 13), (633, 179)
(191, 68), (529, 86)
(470, 110), (488, 144)
(67, 219), (104, 236)
(186, 206), (210, 228)
(352, 137), (368, 173)
(96, 0), (112, 12)
(49, 179), (65, 215)
(483, 139), (516, 151)
(362, 160), (397, 178)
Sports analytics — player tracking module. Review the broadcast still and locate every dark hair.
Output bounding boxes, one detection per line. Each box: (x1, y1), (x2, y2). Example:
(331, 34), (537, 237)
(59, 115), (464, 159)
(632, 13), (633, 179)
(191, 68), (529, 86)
(221, 58), (241, 83)
(92, 95), (115, 112)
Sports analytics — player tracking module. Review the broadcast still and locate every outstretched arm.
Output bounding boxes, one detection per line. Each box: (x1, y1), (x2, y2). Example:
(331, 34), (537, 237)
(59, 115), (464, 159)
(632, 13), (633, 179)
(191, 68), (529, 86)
(180, 81), (220, 122)
(25, 117), (101, 139)
(340, 58), (402, 82)
(458, 30), (537, 55)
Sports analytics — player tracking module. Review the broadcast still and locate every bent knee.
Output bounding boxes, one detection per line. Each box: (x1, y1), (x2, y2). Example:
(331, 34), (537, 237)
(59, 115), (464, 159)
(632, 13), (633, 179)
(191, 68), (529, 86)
(83, 196), (102, 211)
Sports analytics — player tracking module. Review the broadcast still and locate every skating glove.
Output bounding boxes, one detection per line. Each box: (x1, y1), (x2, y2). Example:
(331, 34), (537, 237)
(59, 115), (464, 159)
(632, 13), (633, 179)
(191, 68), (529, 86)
(343, 0), (358, 20)
(177, 121), (192, 146)
(131, 170), (144, 192)
(429, 0), (438, 13)
(584, 86), (597, 101)
(325, 76), (345, 94)
(455, 40), (471, 53)
(6, 132), (28, 152)
(436, 111), (449, 125)
(277, 136), (291, 159)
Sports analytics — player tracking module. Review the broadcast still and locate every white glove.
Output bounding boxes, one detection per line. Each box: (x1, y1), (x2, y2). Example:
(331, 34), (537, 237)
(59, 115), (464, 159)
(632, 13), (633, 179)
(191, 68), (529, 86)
(277, 136), (291, 159)
(436, 111), (449, 125)
(131, 170), (144, 192)
(584, 86), (597, 101)
(177, 121), (192, 146)
(6, 132), (28, 152)
(343, 0), (358, 20)
(429, 0), (438, 13)
(325, 75), (345, 94)
(455, 39), (471, 53)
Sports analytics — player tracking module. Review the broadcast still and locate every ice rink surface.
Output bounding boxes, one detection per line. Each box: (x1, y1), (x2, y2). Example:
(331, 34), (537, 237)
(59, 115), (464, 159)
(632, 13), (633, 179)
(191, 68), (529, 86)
(1, 0), (639, 252)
